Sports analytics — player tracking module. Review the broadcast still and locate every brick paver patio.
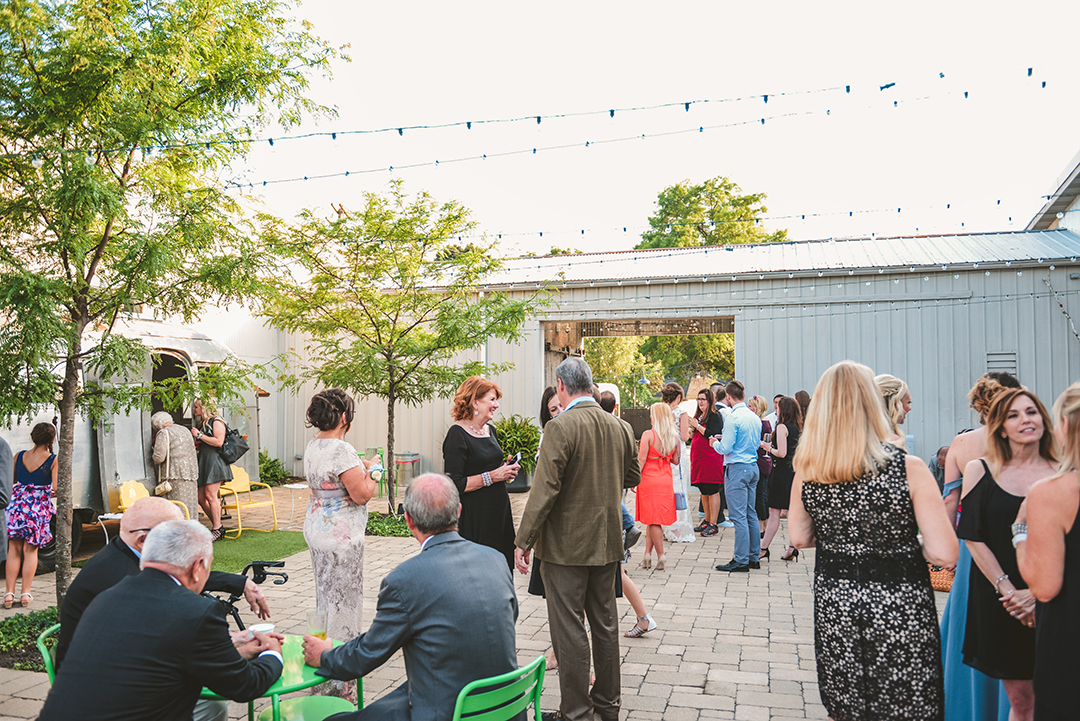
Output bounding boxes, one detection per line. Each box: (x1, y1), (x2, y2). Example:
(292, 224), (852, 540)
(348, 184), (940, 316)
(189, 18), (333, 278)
(0, 483), (944, 720)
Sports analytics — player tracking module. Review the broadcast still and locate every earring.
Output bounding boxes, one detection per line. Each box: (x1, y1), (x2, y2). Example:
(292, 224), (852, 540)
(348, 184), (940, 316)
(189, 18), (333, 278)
(473, 409), (478, 416)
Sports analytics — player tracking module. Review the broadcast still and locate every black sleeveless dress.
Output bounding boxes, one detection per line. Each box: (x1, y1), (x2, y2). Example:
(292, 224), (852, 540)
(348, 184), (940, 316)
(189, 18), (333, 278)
(956, 460), (1035, 679)
(801, 444), (944, 720)
(441, 423), (516, 569)
(769, 423), (799, 510)
(1033, 499), (1080, 718)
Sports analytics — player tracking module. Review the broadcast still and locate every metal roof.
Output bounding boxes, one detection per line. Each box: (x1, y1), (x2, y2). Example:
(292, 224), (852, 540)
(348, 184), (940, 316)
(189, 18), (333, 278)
(1027, 149), (1080, 231)
(484, 229), (1080, 287)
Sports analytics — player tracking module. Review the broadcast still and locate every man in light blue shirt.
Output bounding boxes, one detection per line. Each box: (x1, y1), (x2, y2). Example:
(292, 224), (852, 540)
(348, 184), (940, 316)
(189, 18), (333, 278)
(711, 381), (763, 572)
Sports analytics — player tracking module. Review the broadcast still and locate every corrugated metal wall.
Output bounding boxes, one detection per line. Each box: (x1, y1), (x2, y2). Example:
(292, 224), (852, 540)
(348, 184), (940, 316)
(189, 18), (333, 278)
(197, 259), (1080, 477)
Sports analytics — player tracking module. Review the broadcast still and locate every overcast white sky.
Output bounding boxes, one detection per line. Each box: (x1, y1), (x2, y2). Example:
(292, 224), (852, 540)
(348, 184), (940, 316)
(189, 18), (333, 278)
(228, 0), (1080, 257)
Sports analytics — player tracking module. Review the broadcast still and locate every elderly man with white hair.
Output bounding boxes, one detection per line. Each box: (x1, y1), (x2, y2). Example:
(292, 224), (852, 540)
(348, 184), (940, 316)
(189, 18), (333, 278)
(39, 520), (284, 721)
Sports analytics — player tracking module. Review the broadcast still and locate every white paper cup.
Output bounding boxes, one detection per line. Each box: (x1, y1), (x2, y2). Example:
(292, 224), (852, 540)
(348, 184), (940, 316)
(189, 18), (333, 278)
(249, 623), (275, 635)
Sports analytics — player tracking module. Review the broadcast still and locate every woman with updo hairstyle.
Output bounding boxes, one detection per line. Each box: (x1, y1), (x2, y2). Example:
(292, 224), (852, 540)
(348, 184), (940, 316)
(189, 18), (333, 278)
(875, 374), (912, 448)
(4, 422), (57, 608)
(442, 376), (521, 568)
(303, 388), (378, 704)
(1016, 381), (1080, 721)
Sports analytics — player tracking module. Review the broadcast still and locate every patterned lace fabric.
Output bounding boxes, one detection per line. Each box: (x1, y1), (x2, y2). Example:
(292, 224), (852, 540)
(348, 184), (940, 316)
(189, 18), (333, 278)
(801, 444), (944, 720)
(664, 407), (696, 543)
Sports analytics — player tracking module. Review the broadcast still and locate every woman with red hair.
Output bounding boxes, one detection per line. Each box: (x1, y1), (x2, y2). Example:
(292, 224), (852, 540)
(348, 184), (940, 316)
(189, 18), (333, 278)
(442, 376), (522, 568)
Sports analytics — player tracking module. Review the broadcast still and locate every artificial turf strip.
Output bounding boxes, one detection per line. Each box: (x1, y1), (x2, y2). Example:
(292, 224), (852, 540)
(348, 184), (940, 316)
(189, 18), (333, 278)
(210, 530), (310, 574)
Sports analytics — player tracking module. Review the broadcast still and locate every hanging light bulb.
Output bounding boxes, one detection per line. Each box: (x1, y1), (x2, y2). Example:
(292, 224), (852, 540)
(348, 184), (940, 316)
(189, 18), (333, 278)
(31, 155), (43, 169)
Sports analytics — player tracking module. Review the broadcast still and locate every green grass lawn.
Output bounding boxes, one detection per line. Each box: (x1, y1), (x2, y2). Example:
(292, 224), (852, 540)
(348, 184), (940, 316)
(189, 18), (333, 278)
(210, 530), (309, 574)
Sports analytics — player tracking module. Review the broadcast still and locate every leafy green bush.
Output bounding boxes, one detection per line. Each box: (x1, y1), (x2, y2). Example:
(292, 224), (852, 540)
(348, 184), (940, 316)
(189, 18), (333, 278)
(492, 414), (541, 473)
(0, 606), (58, 672)
(366, 512), (411, 537)
(259, 448), (289, 486)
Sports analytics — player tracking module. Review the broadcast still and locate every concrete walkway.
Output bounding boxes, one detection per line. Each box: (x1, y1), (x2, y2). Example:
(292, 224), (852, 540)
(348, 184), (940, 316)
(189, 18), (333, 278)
(0, 483), (922, 720)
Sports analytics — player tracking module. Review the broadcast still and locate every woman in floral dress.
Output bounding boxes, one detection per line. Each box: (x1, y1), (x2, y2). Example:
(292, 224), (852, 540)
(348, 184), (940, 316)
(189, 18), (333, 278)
(5, 423), (57, 608)
(303, 388), (378, 703)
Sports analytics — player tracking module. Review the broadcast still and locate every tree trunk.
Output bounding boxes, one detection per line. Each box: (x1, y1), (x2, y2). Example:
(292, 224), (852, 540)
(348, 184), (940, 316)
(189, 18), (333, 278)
(385, 389), (396, 514)
(54, 331), (84, 613)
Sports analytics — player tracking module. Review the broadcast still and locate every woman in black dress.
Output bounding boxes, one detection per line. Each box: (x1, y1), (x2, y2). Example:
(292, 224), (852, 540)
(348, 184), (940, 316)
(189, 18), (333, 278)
(959, 387), (1057, 721)
(442, 376), (521, 568)
(760, 396), (802, 561)
(789, 361), (957, 720)
(1016, 381), (1080, 721)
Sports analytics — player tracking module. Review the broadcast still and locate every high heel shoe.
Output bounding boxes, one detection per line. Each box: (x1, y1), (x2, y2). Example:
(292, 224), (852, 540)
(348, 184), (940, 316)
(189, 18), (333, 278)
(641, 554), (652, 569)
(781, 546), (800, 562)
(656, 555), (666, 571)
(760, 548), (770, 561)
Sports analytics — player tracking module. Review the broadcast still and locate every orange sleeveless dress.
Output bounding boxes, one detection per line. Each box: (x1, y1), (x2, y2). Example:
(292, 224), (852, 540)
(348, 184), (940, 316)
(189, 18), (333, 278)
(636, 443), (678, 525)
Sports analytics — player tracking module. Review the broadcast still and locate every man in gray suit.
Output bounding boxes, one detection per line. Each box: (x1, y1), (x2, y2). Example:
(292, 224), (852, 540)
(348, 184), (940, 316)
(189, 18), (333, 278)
(302, 473), (519, 721)
(515, 357), (641, 721)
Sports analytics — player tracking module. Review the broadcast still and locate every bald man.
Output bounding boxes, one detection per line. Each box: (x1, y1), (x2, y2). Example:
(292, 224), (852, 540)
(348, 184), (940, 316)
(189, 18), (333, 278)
(56, 497), (270, 671)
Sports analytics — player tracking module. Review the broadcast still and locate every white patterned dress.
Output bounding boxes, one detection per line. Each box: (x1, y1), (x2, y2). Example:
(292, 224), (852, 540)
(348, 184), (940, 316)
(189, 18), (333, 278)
(664, 407), (696, 543)
(303, 437), (365, 702)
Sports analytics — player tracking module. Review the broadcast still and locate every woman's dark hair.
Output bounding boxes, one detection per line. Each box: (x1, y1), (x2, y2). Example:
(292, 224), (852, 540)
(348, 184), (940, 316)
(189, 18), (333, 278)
(661, 382), (684, 405)
(31, 422), (55, 449)
(777, 396), (803, 431)
(540, 386), (558, 429)
(695, 388), (714, 423)
(795, 390), (811, 418)
(307, 389), (355, 432)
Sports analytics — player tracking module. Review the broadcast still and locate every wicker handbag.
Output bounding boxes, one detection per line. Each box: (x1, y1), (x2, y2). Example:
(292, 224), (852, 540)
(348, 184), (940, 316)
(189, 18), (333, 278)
(928, 564), (954, 592)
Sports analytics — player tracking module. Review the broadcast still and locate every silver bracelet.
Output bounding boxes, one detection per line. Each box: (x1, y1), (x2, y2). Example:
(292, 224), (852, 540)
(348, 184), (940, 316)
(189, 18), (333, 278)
(994, 573), (1010, 595)
(482, 471), (493, 487)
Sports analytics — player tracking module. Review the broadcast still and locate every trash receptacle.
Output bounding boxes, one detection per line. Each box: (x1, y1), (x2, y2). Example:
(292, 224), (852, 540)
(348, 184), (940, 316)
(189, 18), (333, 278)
(394, 453), (421, 488)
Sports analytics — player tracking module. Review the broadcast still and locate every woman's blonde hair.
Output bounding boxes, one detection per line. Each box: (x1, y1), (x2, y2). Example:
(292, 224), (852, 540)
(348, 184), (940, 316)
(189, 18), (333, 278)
(1052, 381), (1080, 478)
(747, 395), (767, 418)
(874, 374), (909, 437)
(984, 387), (1057, 471)
(968, 372), (1021, 423)
(196, 397), (218, 417)
(793, 361), (893, 484)
(649, 402), (677, 455)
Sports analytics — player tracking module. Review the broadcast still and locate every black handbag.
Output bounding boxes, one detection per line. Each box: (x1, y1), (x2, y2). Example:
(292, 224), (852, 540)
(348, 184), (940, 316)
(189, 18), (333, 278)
(218, 422), (250, 464)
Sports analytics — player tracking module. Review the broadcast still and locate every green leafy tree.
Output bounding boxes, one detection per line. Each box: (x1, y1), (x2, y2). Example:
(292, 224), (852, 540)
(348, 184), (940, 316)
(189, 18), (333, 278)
(584, 336), (664, 407)
(260, 181), (548, 511)
(635, 176), (788, 249)
(638, 335), (735, 388)
(521, 246), (583, 258)
(0, 0), (335, 605)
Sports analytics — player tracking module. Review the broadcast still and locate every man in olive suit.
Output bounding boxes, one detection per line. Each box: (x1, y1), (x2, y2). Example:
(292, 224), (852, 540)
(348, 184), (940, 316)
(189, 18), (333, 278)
(515, 357), (641, 721)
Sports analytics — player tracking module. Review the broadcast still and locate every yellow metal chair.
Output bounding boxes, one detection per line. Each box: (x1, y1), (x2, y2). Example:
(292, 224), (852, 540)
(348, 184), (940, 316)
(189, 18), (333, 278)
(98, 480), (188, 543)
(218, 466), (277, 539)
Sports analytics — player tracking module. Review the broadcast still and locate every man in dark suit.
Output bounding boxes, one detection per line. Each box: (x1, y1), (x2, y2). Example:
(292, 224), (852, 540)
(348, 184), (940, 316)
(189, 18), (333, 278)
(38, 520), (283, 721)
(514, 357), (641, 721)
(55, 496), (270, 673)
(302, 473), (519, 721)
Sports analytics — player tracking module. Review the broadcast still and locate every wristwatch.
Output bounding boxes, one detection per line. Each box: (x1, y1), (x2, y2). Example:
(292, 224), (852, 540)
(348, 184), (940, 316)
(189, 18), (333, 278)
(1011, 522), (1027, 548)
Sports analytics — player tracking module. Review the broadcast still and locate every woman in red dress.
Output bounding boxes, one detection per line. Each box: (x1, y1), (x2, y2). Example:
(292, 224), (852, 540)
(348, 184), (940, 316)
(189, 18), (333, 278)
(688, 388), (726, 536)
(636, 402), (678, 570)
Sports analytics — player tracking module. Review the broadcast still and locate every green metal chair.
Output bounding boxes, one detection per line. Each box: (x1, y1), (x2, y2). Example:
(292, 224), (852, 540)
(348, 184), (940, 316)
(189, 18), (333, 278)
(36, 623), (61, 684)
(452, 654), (546, 721)
(256, 695), (356, 721)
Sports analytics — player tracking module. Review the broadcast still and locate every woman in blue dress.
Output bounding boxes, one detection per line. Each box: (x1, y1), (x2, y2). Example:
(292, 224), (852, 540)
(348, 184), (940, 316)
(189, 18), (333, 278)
(939, 372), (1019, 721)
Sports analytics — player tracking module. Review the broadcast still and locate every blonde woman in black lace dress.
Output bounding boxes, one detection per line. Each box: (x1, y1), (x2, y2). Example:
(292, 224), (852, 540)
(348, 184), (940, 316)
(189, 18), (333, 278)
(788, 361), (958, 720)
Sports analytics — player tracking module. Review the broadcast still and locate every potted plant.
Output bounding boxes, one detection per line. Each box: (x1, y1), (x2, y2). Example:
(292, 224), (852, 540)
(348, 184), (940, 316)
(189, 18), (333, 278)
(492, 414), (541, 493)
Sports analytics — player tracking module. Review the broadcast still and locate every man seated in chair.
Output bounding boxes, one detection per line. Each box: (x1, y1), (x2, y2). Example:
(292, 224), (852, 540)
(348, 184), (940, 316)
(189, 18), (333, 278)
(55, 497), (272, 721)
(38, 520), (283, 721)
(302, 473), (520, 721)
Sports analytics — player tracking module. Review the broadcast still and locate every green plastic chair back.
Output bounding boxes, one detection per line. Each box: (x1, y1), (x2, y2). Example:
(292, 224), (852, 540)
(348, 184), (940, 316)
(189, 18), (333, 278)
(256, 695), (356, 721)
(36, 623), (61, 684)
(452, 654), (546, 721)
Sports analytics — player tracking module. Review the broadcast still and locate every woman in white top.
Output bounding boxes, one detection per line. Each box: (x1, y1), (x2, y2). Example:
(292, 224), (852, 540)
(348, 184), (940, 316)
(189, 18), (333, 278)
(661, 383), (695, 543)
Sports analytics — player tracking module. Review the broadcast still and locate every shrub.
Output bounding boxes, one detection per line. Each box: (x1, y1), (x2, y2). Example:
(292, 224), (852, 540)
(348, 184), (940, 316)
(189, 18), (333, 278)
(259, 448), (289, 486)
(492, 414), (541, 473)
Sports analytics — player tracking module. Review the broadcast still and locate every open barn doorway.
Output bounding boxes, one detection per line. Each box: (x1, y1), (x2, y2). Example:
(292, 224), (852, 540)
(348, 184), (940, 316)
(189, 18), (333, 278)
(542, 317), (734, 437)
